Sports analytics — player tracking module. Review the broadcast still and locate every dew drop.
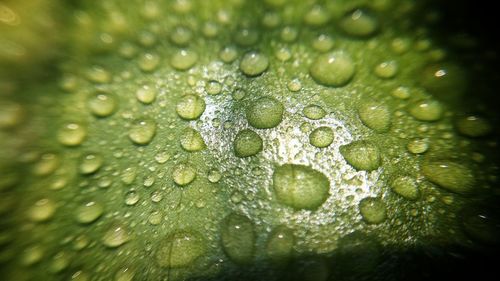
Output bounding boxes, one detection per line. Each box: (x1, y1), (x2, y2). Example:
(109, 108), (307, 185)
(246, 97), (284, 129)
(340, 140), (380, 171)
(309, 127), (334, 148)
(205, 80), (222, 95)
(357, 101), (391, 133)
(138, 52), (160, 72)
(28, 198), (56, 222)
(32, 153), (59, 176)
(87, 92), (117, 117)
(176, 94), (206, 120)
(374, 60), (398, 79)
(234, 28), (259, 46)
(312, 34), (334, 52)
(266, 226), (294, 263)
(170, 49), (198, 71)
(240, 51), (269, 77)
(172, 163), (196, 186)
(409, 99), (443, 122)
(102, 224), (130, 248)
(233, 129), (263, 157)
(125, 190), (139, 206)
(310, 51), (355, 87)
(208, 169), (222, 183)
(339, 8), (379, 37)
(303, 105), (326, 120)
(304, 5), (330, 26)
(75, 201), (103, 224)
(390, 176), (419, 200)
(57, 122), (87, 147)
(156, 231), (205, 268)
(79, 153), (103, 175)
(407, 138), (429, 154)
(136, 85), (157, 104)
(422, 160), (475, 194)
(170, 25), (193, 46)
(180, 128), (206, 152)
(219, 45), (238, 63)
(128, 119), (156, 145)
(359, 197), (387, 224)
(221, 213), (256, 265)
(272, 164), (330, 210)
(456, 115), (492, 137)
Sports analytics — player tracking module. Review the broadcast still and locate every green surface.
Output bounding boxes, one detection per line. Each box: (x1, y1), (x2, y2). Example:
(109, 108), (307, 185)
(1, 0), (499, 280)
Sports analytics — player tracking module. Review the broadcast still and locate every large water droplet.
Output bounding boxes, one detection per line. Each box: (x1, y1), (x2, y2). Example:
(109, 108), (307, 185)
(266, 226), (294, 263)
(170, 49), (198, 71)
(359, 197), (387, 224)
(240, 51), (269, 77)
(233, 129), (263, 157)
(357, 101), (391, 133)
(221, 213), (256, 265)
(273, 164), (330, 210)
(128, 119), (156, 145)
(340, 141), (380, 171)
(88, 92), (117, 117)
(172, 163), (196, 186)
(57, 123), (87, 147)
(180, 128), (206, 152)
(309, 126), (334, 148)
(246, 97), (284, 129)
(75, 201), (103, 224)
(156, 231), (205, 268)
(79, 153), (103, 175)
(390, 176), (419, 200)
(28, 198), (56, 222)
(339, 8), (379, 37)
(303, 105), (326, 120)
(176, 94), (206, 120)
(422, 160), (475, 194)
(102, 224), (130, 248)
(310, 51), (355, 87)
(409, 99), (443, 122)
(136, 85), (157, 104)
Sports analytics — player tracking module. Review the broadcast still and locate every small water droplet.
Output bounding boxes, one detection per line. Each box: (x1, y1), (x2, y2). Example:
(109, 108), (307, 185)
(170, 49), (198, 71)
(102, 224), (130, 248)
(79, 153), (103, 175)
(75, 201), (103, 224)
(176, 94), (206, 120)
(233, 129), (263, 157)
(240, 51), (269, 77)
(125, 190), (140, 206)
(246, 97), (284, 129)
(309, 126), (334, 148)
(359, 197), (387, 224)
(57, 122), (87, 147)
(128, 119), (156, 145)
(172, 163), (196, 186)
(28, 198), (56, 222)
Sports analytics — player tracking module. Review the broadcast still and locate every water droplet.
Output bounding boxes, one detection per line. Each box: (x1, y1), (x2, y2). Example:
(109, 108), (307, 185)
(172, 163), (196, 186)
(266, 226), (294, 263)
(21, 245), (44, 266)
(57, 122), (86, 147)
(176, 94), (206, 120)
(138, 52), (160, 72)
(202, 21), (218, 38)
(374, 60), (398, 79)
(339, 8), (379, 37)
(303, 105), (326, 120)
(309, 127), (334, 148)
(359, 197), (387, 224)
(221, 213), (256, 265)
(233, 129), (263, 157)
(420, 63), (466, 102)
(49, 251), (70, 273)
(272, 164), (330, 210)
(246, 97), (284, 129)
(240, 51), (269, 77)
(170, 25), (192, 46)
(208, 169), (222, 183)
(28, 198), (56, 222)
(312, 34), (334, 52)
(79, 153), (103, 175)
(262, 12), (281, 28)
(137, 31), (157, 47)
(280, 26), (298, 42)
(136, 85), (157, 104)
(409, 99), (443, 121)
(32, 153), (59, 176)
(274, 47), (291, 61)
(151, 190), (163, 203)
(128, 119), (156, 145)
(125, 190), (139, 206)
(310, 51), (355, 87)
(407, 138), (429, 154)
(75, 201), (103, 224)
(86, 66), (111, 84)
(391, 38), (411, 54)
(115, 267), (135, 281)
(422, 160), (475, 194)
(170, 49), (198, 71)
(340, 140), (380, 171)
(148, 211), (162, 225)
(180, 128), (206, 152)
(102, 224), (130, 248)
(156, 231), (205, 268)
(155, 151), (170, 164)
(121, 167), (137, 185)
(391, 86), (411, 99)
(304, 5), (330, 26)
(234, 28), (259, 46)
(456, 115), (492, 137)
(357, 101), (391, 133)
(219, 45), (238, 63)
(390, 176), (419, 200)
(0, 101), (24, 128)
(71, 270), (89, 281)
(87, 92), (117, 117)
(205, 80), (222, 95)
(287, 79), (302, 92)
